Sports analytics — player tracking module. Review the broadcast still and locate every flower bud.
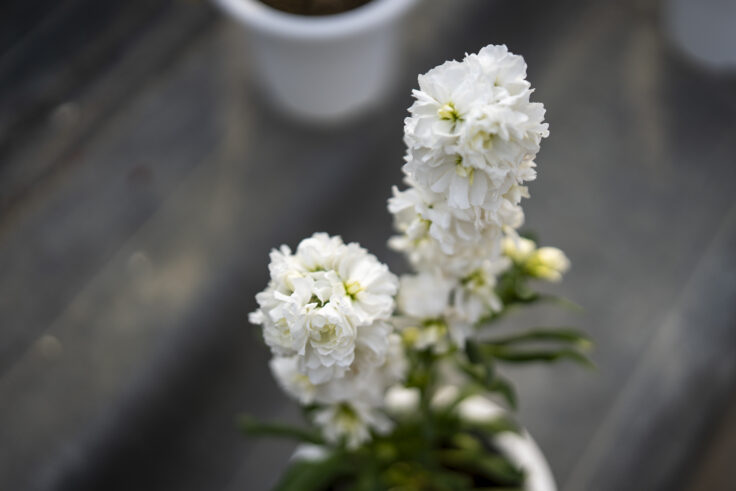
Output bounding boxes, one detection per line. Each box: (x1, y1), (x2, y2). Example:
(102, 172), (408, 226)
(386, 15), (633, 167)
(502, 236), (536, 263)
(384, 385), (421, 415)
(457, 395), (505, 424)
(527, 247), (570, 282)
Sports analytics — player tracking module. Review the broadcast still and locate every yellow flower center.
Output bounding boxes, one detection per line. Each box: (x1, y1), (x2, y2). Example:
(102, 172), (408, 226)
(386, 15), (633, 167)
(455, 158), (475, 184)
(344, 281), (364, 299)
(316, 323), (337, 341)
(437, 102), (461, 123)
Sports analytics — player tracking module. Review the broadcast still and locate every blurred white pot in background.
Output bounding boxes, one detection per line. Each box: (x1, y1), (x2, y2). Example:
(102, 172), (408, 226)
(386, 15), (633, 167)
(665, 0), (736, 71)
(214, 0), (418, 122)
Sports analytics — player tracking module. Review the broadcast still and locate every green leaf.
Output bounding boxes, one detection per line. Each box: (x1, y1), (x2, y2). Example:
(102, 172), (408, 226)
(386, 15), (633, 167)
(460, 416), (521, 437)
(487, 376), (518, 410)
(465, 339), (487, 364)
(486, 346), (595, 369)
(458, 361), (494, 394)
(237, 414), (324, 444)
(487, 328), (592, 350)
(437, 448), (524, 485)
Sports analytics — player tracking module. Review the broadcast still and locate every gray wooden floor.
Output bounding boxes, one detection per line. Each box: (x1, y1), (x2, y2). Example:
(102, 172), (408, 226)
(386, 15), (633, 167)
(1, 0), (735, 490)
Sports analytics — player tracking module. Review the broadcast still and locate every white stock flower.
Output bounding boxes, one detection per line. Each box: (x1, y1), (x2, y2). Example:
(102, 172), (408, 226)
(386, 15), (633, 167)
(394, 272), (460, 350)
(397, 272), (455, 319)
(453, 256), (511, 323)
(403, 44), (547, 216)
(250, 233), (398, 384)
(313, 401), (393, 450)
(390, 220), (505, 280)
(314, 329), (407, 406)
(269, 356), (317, 405)
(271, 327), (407, 413)
(444, 313), (475, 348)
(389, 184), (476, 255)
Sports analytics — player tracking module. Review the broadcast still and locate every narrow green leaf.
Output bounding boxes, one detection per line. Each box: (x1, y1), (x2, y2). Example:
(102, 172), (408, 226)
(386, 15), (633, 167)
(466, 339), (486, 364)
(486, 346), (595, 369)
(458, 361), (495, 396)
(487, 328), (592, 350)
(488, 376), (518, 410)
(437, 449), (524, 485)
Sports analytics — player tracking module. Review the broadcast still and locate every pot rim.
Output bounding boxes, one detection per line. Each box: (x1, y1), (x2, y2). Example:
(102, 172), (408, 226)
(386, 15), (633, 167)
(495, 430), (557, 491)
(213, 0), (418, 41)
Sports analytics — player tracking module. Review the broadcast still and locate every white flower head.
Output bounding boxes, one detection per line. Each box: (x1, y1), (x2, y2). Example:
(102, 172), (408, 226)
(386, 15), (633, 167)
(313, 401), (393, 450)
(271, 324), (407, 416)
(269, 356), (317, 405)
(250, 233), (399, 384)
(389, 217), (506, 280)
(389, 183), (474, 255)
(314, 327), (407, 406)
(393, 272), (459, 351)
(397, 272), (455, 319)
(453, 256), (511, 323)
(395, 314), (473, 352)
(403, 44), (548, 216)
(396, 318), (449, 352)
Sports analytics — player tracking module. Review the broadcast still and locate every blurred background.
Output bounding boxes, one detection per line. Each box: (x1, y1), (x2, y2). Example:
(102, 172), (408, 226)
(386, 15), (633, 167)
(1, 0), (735, 489)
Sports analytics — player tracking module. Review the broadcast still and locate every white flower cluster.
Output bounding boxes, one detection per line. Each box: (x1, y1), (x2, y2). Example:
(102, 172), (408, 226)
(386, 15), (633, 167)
(250, 45), (570, 452)
(402, 44), (547, 221)
(249, 233), (405, 448)
(389, 45), (549, 348)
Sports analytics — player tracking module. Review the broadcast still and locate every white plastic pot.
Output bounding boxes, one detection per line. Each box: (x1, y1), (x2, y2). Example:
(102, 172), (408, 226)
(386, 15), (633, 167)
(214, 0), (418, 121)
(495, 429), (557, 491)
